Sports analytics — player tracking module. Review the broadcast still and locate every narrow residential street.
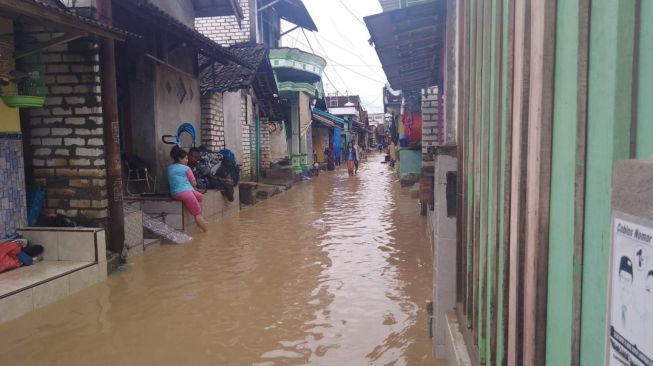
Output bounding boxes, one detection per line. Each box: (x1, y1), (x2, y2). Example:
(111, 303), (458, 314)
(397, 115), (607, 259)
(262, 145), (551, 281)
(0, 156), (437, 366)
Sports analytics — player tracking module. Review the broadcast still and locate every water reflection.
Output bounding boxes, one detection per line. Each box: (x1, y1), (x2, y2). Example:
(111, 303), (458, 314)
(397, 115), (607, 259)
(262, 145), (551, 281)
(0, 155), (436, 365)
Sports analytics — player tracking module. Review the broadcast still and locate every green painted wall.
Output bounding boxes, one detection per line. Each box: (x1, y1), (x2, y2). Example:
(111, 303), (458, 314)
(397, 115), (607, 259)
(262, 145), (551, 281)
(636, 3), (653, 158)
(545, 0), (579, 364)
(581, 1), (635, 365)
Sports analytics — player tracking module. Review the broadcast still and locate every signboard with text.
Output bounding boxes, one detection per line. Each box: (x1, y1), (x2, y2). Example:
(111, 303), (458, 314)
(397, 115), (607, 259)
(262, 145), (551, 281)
(608, 213), (653, 366)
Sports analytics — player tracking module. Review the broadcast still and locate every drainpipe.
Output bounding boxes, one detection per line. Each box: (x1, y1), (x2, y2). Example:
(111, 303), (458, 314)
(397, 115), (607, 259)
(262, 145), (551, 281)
(97, 0), (125, 254)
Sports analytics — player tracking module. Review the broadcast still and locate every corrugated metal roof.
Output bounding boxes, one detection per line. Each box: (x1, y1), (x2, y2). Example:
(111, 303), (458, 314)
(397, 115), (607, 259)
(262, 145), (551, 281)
(312, 108), (345, 128)
(192, 0), (243, 19)
(114, 0), (246, 65)
(365, 1), (445, 91)
(0, 0), (136, 40)
(260, 0), (317, 32)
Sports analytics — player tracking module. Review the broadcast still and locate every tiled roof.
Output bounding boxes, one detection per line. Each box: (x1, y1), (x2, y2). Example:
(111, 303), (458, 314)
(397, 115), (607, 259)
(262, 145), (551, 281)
(201, 43), (282, 119)
(200, 43), (269, 93)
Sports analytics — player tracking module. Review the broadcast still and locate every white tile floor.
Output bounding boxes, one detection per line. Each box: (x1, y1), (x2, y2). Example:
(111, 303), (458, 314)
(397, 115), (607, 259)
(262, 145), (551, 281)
(0, 260), (91, 297)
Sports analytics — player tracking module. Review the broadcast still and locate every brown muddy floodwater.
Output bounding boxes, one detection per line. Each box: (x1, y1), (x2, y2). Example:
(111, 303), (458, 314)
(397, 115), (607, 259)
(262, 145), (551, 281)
(0, 156), (437, 366)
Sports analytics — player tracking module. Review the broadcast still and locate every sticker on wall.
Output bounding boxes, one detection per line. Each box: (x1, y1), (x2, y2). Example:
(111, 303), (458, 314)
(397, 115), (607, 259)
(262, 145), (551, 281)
(607, 212), (653, 366)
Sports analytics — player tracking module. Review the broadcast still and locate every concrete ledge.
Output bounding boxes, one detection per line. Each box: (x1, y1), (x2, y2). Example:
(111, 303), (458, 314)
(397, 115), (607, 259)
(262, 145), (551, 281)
(0, 228), (108, 325)
(445, 311), (472, 366)
(127, 189), (240, 234)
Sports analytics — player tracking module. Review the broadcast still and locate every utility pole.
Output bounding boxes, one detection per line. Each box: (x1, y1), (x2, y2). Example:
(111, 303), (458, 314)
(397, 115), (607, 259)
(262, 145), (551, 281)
(97, 0), (125, 254)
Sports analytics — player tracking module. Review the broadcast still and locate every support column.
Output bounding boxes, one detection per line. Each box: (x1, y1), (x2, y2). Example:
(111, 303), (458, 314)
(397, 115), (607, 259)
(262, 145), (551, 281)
(97, 0), (125, 254)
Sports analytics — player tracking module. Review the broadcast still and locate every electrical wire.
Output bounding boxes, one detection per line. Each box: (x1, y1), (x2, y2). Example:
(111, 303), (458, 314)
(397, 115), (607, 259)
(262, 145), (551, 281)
(299, 29), (351, 93)
(291, 34), (386, 85)
(305, 29), (354, 93)
(336, 0), (367, 27)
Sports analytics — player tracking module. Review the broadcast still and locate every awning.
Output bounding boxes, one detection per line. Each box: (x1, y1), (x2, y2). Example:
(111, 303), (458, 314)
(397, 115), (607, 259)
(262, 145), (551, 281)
(192, 0), (243, 19)
(260, 0), (317, 32)
(313, 110), (345, 129)
(0, 0), (134, 41)
(114, 0), (248, 66)
(364, 1), (446, 91)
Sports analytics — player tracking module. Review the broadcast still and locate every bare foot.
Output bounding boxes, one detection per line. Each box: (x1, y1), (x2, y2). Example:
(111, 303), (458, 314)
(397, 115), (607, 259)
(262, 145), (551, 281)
(195, 215), (209, 232)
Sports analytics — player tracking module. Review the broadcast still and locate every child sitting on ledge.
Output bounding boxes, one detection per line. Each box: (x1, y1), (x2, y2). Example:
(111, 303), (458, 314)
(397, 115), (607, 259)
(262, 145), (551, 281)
(168, 145), (209, 232)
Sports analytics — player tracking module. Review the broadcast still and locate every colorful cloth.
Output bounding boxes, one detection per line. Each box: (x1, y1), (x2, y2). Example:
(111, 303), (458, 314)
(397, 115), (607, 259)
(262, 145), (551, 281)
(168, 163), (195, 195)
(0, 241), (22, 273)
(172, 190), (203, 216)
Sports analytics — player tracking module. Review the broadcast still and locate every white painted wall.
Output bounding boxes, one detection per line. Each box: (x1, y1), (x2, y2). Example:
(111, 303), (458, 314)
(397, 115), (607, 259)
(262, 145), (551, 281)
(223, 91), (244, 164)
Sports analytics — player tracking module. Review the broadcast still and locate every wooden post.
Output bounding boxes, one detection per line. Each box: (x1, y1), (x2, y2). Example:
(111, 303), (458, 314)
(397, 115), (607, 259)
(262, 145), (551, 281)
(507, 0), (531, 363)
(97, 0), (125, 254)
(522, 0), (556, 364)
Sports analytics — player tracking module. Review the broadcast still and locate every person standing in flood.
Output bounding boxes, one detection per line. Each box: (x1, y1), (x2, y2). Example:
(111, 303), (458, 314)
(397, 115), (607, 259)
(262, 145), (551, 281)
(168, 145), (209, 232)
(345, 141), (358, 176)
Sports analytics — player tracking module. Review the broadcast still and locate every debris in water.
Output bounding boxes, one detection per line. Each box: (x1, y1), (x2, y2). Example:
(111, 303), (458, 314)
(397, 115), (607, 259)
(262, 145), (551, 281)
(312, 219), (326, 229)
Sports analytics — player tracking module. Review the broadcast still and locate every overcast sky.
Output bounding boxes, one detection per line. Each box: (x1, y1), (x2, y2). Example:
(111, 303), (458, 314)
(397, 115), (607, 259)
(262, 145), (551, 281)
(279, 0), (386, 113)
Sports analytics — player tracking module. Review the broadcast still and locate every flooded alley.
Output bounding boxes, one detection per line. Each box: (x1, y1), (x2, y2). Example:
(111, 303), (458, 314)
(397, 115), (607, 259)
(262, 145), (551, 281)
(0, 157), (436, 366)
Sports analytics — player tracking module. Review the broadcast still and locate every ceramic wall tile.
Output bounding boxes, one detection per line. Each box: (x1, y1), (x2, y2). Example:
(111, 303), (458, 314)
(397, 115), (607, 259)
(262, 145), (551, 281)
(57, 232), (95, 262)
(32, 276), (69, 309)
(68, 265), (98, 293)
(0, 289), (33, 324)
(18, 230), (59, 261)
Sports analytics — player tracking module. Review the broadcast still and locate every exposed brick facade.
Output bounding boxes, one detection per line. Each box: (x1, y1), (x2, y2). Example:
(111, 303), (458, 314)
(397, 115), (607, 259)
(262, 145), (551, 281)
(0, 134), (27, 235)
(240, 94), (251, 179)
(23, 29), (108, 224)
(260, 119), (271, 170)
(200, 93), (225, 151)
(194, 0), (252, 46)
(200, 90), (252, 180)
(422, 86), (443, 161)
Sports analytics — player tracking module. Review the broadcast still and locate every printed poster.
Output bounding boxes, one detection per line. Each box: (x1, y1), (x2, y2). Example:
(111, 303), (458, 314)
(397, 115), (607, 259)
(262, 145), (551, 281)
(608, 214), (653, 366)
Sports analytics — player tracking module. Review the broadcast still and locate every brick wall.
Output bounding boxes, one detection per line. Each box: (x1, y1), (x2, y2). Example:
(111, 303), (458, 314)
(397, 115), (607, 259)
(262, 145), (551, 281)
(195, 0), (251, 46)
(260, 119), (271, 170)
(0, 134), (27, 235)
(422, 86), (443, 161)
(23, 31), (108, 224)
(240, 94), (251, 179)
(200, 92), (225, 151)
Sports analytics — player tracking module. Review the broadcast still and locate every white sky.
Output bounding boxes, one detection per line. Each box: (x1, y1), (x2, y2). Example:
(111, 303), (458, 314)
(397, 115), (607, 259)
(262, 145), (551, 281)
(279, 0), (387, 113)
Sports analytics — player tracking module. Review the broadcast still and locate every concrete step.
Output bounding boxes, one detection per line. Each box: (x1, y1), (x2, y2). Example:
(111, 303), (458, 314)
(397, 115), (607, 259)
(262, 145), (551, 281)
(266, 165), (295, 181)
(144, 238), (160, 250)
(255, 183), (282, 200)
(261, 178), (294, 190)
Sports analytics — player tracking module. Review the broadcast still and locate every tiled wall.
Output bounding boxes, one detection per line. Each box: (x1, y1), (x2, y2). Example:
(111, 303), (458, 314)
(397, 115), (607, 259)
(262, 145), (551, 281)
(0, 133), (27, 236)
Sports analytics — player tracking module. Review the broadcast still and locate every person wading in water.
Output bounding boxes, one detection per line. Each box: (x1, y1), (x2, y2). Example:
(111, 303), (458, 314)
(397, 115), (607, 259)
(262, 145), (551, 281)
(345, 141), (358, 176)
